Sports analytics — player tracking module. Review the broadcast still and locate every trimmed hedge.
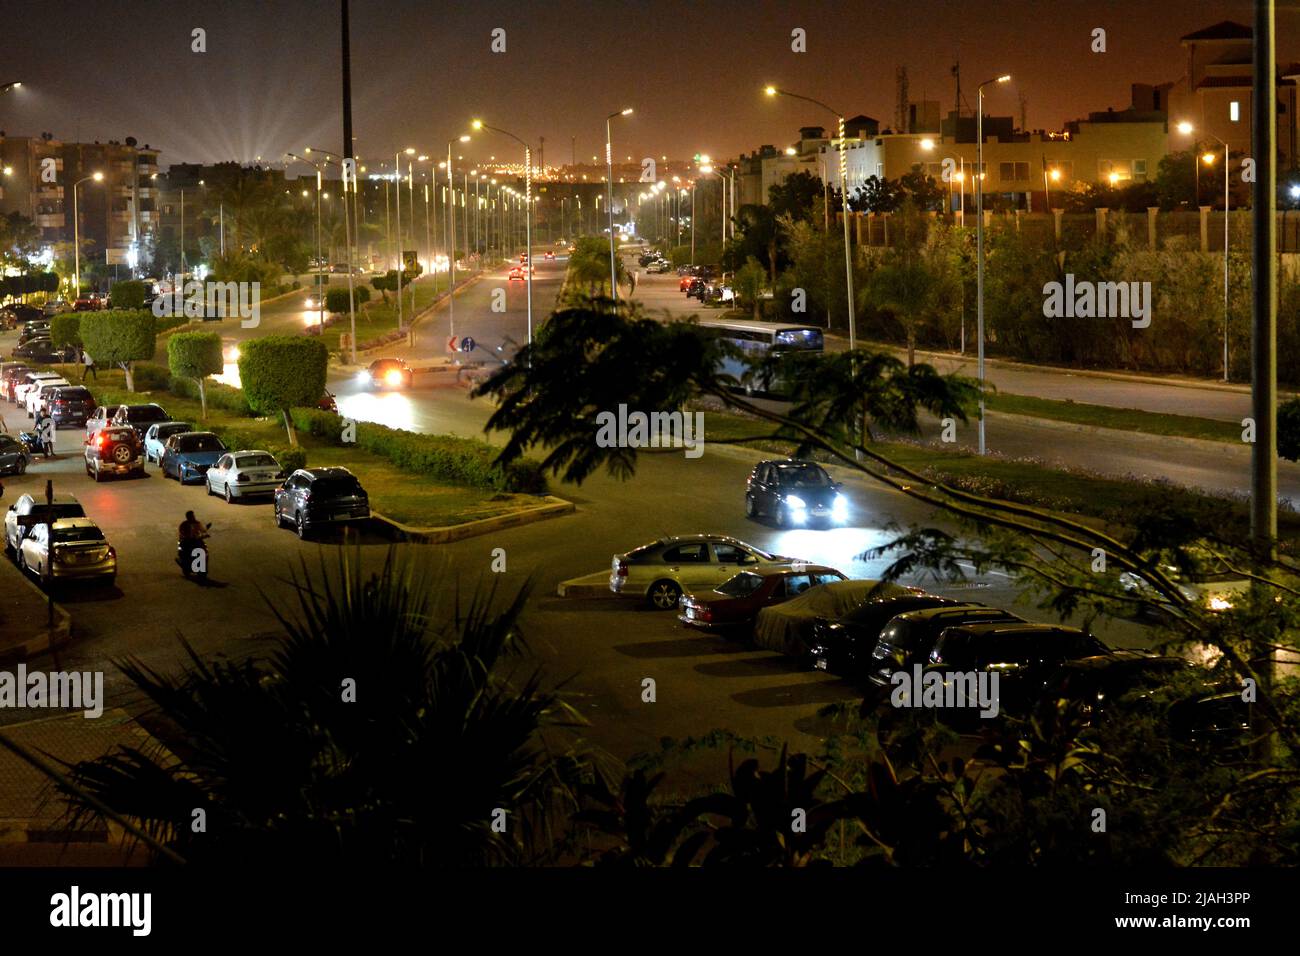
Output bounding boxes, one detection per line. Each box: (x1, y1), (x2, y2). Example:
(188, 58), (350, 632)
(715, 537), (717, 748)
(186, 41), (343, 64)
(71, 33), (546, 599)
(50, 313), (81, 348)
(290, 407), (548, 494)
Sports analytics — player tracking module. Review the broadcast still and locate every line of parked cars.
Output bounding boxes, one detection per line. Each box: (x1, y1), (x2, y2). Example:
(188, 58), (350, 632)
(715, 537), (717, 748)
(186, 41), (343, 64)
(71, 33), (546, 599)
(607, 530), (1251, 746)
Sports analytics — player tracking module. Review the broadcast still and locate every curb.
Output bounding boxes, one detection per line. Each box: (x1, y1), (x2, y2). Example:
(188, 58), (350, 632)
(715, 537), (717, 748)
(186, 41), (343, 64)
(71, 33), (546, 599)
(370, 494), (574, 544)
(556, 571), (616, 598)
(985, 410), (1248, 453)
(0, 567), (72, 666)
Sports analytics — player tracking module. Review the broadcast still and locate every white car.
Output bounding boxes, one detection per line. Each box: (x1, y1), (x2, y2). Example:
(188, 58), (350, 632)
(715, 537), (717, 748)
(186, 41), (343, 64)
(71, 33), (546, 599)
(205, 449), (284, 502)
(4, 493), (85, 554)
(144, 421), (194, 464)
(28, 379), (70, 417)
(13, 372), (62, 407)
(610, 534), (804, 610)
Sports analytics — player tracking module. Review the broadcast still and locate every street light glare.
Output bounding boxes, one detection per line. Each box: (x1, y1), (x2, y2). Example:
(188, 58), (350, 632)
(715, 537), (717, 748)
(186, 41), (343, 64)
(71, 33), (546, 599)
(92, 171), (104, 181)
(997, 74), (1012, 83)
(1176, 121), (1195, 135)
(764, 85), (777, 96)
(920, 138), (935, 151)
(459, 135), (471, 142)
(621, 107), (633, 115)
(405, 147), (415, 155)
(1203, 152), (1217, 164)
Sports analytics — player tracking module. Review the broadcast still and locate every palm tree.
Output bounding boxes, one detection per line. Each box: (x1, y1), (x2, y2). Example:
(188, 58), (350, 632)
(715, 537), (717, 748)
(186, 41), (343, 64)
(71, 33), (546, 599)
(52, 548), (592, 865)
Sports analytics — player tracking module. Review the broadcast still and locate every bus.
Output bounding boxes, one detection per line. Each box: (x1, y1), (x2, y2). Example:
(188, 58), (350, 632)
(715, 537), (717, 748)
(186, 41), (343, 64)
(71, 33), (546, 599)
(697, 319), (824, 397)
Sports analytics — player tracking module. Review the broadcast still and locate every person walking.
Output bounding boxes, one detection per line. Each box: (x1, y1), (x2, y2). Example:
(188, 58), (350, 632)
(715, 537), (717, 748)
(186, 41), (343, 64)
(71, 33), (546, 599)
(34, 408), (55, 459)
(81, 348), (96, 381)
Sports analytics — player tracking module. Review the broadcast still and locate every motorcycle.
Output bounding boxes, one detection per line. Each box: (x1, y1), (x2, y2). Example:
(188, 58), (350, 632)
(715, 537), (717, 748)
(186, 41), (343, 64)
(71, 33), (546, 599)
(18, 431), (43, 456)
(177, 523), (212, 581)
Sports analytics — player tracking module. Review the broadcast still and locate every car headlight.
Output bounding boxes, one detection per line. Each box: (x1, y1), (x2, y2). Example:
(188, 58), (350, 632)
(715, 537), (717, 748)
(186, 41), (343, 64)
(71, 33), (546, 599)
(1208, 594), (1234, 612)
(785, 495), (806, 509)
(831, 493), (849, 519)
(356, 370), (370, 381)
(385, 369), (404, 386)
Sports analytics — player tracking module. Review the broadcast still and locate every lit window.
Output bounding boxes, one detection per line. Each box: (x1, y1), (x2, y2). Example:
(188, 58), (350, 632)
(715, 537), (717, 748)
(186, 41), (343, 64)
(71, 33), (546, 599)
(1230, 101), (1240, 122)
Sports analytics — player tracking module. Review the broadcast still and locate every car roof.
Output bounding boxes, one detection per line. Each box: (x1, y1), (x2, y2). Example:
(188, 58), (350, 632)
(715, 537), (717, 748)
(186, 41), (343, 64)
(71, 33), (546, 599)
(50, 517), (99, 531)
(753, 564), (841, 578)
(153, 420), (191, 429)
(301, 466), (355, 479)
(892, 603), (999, 623)
(16, 493), (80, 507)
(121, 403), (165, 411)
(942, 622), (1090, 638)
(1055, 652), (1185, 672)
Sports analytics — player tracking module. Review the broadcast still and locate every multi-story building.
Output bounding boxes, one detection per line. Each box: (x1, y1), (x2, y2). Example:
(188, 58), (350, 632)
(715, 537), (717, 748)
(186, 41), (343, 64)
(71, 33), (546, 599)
(0, 133), (160, 271)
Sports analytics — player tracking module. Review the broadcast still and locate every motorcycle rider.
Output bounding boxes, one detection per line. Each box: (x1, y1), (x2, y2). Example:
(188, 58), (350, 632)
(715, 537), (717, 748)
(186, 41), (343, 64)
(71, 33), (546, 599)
(178, 510), (209, 574)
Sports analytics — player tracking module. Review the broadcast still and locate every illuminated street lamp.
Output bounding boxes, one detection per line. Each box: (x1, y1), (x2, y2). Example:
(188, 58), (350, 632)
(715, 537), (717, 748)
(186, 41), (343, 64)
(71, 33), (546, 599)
(73, 172), (104, 299)
(307, 145), (360, 362)
(288, 151), (327, 331)
(604, 108), (633, 300)
(975, 73), (1012, 455)
(765, 85), (857, 353)
(1177, 121), (1231, 381)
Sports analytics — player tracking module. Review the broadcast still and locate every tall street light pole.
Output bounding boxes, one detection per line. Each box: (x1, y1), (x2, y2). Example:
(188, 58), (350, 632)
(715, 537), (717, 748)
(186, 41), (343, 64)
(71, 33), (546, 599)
(1176, 122), (1232, 382)
(446, 135), (471, 343)
(473, 120), (534, 352)
(72, 172), (103, 299)
(308, 145), (358, 362)
(765, 86), (856, 351)
(606, 108), (633, 301)
(976, 74), (1012, 456)
(288, 152), (326, 332)
(1252, 0), (1278, 555)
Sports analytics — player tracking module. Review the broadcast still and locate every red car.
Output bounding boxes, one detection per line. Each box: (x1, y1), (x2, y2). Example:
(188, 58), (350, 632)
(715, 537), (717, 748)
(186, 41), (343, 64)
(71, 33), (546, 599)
(679, 275), (697, 292)
(508, 265), (533, 281)
(544, 251), (555, 260)
(317, 390), (338, 413)
(678, 564), (847, 636)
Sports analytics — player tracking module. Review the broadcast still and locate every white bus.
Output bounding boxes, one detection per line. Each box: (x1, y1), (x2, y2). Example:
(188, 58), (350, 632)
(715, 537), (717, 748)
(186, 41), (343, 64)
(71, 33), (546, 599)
(697, 319), (825, 396)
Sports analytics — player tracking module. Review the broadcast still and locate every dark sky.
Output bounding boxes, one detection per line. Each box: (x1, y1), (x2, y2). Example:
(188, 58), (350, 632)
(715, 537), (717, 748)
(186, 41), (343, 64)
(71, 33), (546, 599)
(0, 0), (1289, 170)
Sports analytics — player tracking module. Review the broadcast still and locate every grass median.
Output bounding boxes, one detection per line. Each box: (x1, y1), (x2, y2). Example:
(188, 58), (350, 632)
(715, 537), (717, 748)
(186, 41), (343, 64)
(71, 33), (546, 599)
(985, 392), (1242, 443)
(73, 367), (543, 529)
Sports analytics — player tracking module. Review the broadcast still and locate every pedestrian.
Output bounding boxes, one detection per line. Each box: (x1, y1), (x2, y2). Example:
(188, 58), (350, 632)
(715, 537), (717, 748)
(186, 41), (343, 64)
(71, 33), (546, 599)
(81, 348), (96, 381)
(34, 409), (55, 459)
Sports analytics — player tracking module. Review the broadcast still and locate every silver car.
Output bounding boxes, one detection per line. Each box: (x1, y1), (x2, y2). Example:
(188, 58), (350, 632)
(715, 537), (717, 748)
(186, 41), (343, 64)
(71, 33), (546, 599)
(144, 421), (193, 464)
(205, 449), (284, 502)
(610, 534), (803, 610)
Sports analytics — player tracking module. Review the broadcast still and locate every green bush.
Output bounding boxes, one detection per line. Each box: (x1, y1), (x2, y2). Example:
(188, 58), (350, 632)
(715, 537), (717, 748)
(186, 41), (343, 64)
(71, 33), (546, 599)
(132, 363), (173, 392)
(275, 447), (308, 473)
(50, 313), (82, 349)
(109, 280), (148, 310)
(239, 336), (328, 444)
(79, 310), (158, 391)
(289, 407), (547, 493)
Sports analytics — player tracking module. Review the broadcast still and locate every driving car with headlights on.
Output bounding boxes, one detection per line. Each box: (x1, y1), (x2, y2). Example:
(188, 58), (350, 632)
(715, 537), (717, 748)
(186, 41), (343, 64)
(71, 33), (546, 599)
(362, 358), (413, 389)
(745, 459), (849, 527)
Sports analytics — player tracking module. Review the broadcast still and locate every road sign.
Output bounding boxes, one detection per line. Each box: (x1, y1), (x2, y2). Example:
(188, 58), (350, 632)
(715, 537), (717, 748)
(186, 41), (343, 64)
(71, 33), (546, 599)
(460, 336), (476, 353)
(447, 336), (458, 353)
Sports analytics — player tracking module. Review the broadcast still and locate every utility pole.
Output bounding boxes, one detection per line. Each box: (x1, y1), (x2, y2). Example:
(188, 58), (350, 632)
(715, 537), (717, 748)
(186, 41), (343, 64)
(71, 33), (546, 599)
(341, 0), (357, 362)
(1252, 0), (1277, 555)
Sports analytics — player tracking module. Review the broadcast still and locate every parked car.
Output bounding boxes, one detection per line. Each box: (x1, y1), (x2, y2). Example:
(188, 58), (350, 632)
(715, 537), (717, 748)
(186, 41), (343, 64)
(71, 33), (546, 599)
(42, 299), (71, 317)
(112, 403), (171, 440)
(647, 260), (671, 274)
(806, 594), (963, 676)
(46, 385), (96, 428)
(1118, 550), (1251, 616)
(18, 324), (52, 346)
(678, 565), (847, 636)
(85, 404), (125, 440)
(867, 604), (1026, 688)
(72, 297), (101, 312)
(0, 433), (32, 476)
(746, 459), (848, 528)
(363, 358), (413, 389)
(610, 534), (802, 610)
(160, 431), (228, 483)
(205, 450), (283, 502)
(753, 579), (925, 658)
(16, 517), (116, 586)
(13, 371), (63, 408)
(27, 379), (71, 418)
(5, 493), (85, 553)
(317, 389), (338, 413)
(1036, 652), (1198, 727)
(143, 421), (193, 463)
(13, 339), (65, 363)
(273, 467), (371, 539)
(84, 426), (146, 481)
(923, 622), (1112, 724)
(0, 363), (31, 400)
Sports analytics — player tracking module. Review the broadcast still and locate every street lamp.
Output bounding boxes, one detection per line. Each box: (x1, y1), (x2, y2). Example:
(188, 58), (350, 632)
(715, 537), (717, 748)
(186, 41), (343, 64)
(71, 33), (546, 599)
(765, 85), (857, 352)
(976, 73), (1012, 456)
(307, 145), (359, 363)
(606, 108), (633, 300)
(1177, 121), (1231, 381)
(446, 134), (472, 343)
(473, 121), (536, 354)
(288, 152), (327, 332)
(72, 172), (104, 299)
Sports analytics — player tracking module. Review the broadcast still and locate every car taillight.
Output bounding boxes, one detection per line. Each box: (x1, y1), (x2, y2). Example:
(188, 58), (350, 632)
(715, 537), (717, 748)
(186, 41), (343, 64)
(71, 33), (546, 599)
(107, 546), (115, 559)
(615, 560), (628, 577)
(236, 473), (249, 482)
(698, 606), (713, 622)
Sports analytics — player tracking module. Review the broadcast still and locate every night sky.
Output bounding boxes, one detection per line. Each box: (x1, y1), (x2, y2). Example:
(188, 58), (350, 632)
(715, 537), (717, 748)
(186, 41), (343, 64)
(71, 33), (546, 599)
(0, 0), (1286, 169)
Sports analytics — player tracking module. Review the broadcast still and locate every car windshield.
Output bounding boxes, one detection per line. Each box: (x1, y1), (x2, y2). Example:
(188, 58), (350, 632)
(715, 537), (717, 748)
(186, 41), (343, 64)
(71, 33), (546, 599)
(160, 425), (191, 438)
(777, 464), (831, 488)
(57, 389), (91, 399)
(237, 454), (277, 468)
(314, 477), (362, 497)
(718, 572), (765, 597)
(29, 503), (85, 520)
(128, 406), (168, 421)
(179, 435), (226, 452)
(53, 526), (104, 543)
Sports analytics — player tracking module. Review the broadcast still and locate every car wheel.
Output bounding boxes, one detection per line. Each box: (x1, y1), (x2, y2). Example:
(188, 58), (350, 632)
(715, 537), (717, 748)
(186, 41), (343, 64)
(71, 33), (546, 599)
(744, 494), (756, 518)
(647, 579), (682, 611)
(295, 511), (309, 540)
(206, 478), (215, 496)
(775, 504), (787, 528)
(224, 483), (234, 504)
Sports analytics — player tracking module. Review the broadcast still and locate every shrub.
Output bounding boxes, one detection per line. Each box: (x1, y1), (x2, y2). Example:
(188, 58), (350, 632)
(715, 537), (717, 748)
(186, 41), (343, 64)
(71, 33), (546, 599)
(79, 310), (157, 391)
(289, 407), (547, 493)
(50, 314), (82, 349)
(109, 280), (148, 310)
(132, 363), (173, 392)
(168, 331), (224, 419)
(275, 447), (308, 473)
(238, 337), (328, 445)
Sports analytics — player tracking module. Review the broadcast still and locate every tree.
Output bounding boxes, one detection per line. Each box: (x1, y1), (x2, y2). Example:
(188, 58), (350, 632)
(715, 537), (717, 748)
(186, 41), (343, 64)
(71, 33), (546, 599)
(768, 170), (823, 222)
(79, 310), (157, 391)
(733, 257), (767, 320)
(50, 551), (588, 865)
(238, 336), (328, 446)
(49, 314), (81, 350)
(325, 286), (369, 313)
(109, 279), (148, 310)
(167, 331), (224, 419)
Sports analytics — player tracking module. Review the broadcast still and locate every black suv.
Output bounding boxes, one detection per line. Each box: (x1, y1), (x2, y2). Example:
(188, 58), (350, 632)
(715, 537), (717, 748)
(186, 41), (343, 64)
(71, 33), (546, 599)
(112, 403), (171, 440)
(806, 594), (960, 677)
(84, 426), (145, 481)
(274, 467), (371, 539)
(926, 622), (1111, 721)
(48, 385), (96, 427)
(868, 604), (1024, 688)
(746, 459), (846, 528)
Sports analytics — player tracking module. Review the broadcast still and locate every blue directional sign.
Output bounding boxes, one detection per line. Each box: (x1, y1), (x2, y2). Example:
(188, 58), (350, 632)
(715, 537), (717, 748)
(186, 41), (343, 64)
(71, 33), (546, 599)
(460, 336), (476, 352)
